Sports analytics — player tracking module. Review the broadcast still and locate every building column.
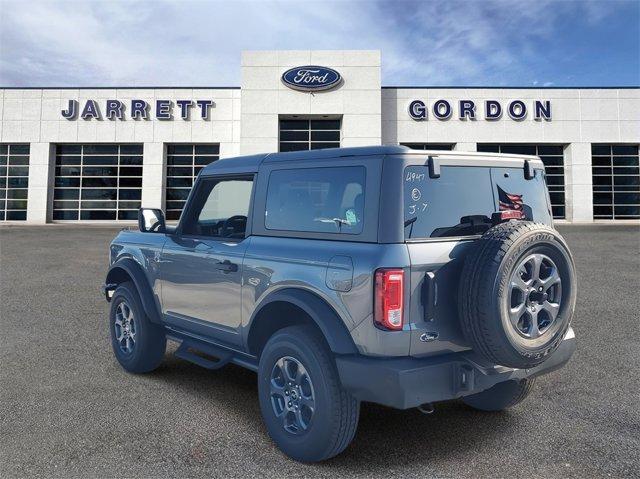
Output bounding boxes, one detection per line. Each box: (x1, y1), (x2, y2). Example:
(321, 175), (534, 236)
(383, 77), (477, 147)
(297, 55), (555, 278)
(564, 142), (593, 223)
(141, 142), (166, 210)
(454, 142), (477, 152)
(26, 143), (55, 224)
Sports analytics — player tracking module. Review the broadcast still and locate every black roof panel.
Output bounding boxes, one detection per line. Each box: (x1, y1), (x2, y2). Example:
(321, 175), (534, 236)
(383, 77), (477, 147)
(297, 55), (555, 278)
(200, 153), (268, 175)
(262, 145), (408, 162)
(200, 146), (410, 175)
(199, 145), (545, 175)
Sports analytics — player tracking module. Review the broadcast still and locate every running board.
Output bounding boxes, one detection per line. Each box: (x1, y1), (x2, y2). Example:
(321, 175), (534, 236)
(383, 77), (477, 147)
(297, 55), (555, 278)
(174, 340), (233, 370)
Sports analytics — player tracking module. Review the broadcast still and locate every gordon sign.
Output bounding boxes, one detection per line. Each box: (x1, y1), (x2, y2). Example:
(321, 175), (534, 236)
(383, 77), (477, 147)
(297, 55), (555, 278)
(61, 99), (215, 120)
(408, 99), (552, 121)
(281, 66), (342, 92)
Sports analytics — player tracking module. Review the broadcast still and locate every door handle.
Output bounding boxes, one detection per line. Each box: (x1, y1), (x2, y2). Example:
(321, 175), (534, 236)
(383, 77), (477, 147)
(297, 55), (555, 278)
(214, 260), (238, 273)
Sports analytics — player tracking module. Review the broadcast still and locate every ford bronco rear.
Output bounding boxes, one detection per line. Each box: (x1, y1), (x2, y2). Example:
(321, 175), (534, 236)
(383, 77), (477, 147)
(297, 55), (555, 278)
(103, 146), (576, 462)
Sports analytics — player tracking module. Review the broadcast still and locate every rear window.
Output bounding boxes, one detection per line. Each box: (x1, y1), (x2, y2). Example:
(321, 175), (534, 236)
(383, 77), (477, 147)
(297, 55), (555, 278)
(404, 166), (494, 239)
(404, 165), (551, 239)
(265, 166), (365, 234)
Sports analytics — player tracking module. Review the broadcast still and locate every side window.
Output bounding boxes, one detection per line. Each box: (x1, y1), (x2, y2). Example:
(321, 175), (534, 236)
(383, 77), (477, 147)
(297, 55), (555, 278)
(182, 176), (253, 238)
(265, 166), (365, 234)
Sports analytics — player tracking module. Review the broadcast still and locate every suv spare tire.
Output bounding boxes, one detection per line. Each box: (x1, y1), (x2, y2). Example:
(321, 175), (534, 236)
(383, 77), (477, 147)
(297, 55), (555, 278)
(459, 221), (576, 369)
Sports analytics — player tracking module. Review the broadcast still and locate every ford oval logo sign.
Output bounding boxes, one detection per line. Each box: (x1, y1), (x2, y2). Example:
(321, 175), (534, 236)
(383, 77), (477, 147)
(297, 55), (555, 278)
(281, 65), (342, 92)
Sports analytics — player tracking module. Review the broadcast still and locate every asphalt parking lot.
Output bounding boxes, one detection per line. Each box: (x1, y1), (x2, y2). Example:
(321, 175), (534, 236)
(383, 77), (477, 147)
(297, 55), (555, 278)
(1, 224), (639, 478)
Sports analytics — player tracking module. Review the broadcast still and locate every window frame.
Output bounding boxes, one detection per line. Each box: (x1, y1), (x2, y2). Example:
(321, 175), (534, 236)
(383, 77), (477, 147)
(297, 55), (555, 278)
(175, 173), (256, 242)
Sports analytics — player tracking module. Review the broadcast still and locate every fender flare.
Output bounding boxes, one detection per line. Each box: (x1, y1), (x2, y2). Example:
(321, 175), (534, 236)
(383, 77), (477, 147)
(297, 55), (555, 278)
(105, 258), (162, 324)
(247, 288), (358, 355)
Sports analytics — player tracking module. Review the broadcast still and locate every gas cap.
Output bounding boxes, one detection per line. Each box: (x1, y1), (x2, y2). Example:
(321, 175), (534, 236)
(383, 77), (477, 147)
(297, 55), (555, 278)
(325, 255), (353, 292)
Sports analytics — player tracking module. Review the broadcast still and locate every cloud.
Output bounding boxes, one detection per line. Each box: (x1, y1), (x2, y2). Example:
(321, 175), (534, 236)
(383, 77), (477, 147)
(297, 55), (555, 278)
(0, 0), (636, 87)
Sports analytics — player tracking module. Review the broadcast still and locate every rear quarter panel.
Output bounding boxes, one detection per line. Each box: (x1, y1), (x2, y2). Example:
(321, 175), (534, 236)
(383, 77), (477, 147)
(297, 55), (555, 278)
(241, 238), (412, 357)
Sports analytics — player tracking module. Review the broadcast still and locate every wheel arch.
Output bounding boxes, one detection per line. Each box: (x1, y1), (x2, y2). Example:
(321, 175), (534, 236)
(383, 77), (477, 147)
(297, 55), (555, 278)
(105, 258), (162, 324)
(246, 288), (358, 357)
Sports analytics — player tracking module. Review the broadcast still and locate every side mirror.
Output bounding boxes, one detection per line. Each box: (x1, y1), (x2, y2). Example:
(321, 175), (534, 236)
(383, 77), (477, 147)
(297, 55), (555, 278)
(138, 208), (166, 233)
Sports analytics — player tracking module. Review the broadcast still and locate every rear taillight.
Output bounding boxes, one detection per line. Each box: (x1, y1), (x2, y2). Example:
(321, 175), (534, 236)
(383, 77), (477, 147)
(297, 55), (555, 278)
(374, 269), (404, 331)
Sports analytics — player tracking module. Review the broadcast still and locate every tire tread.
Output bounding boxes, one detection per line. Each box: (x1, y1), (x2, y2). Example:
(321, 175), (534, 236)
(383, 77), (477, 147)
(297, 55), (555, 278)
(259, 325), (359, 462)
(303, 326), (359, 460)
(110, 281), (166, 374)
(459, 221), (574, 368)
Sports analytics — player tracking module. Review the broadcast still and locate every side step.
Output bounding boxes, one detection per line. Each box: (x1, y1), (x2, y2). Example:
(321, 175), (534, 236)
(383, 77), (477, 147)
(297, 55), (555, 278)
(174, 339), (233, 370)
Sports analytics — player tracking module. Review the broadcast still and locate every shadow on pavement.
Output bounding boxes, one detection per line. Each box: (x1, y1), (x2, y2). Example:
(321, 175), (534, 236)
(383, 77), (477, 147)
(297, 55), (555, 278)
(146, 345), (515, 471)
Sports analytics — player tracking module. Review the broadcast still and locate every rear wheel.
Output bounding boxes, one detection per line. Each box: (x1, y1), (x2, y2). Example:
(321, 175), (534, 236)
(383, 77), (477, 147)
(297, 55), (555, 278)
(463, 378), (535, 411)
(258, 325), (360, 462)
(109, 281), (166, 373)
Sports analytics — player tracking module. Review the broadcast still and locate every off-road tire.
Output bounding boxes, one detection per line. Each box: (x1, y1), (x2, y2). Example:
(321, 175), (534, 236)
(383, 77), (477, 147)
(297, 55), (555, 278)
(258, 325), (360, 462)
(463, 378), (536, 411)
(109, 281), (166, 373)
(459, 221), (576, 369)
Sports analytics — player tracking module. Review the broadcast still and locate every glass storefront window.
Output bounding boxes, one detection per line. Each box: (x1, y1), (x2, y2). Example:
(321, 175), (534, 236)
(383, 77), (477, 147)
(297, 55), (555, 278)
(53, 144), (143, 221)
(592, 144), (640, 219)
(165, 144), (220, 221)
(0, 144), (30, 221)
(401, 143), (454, 151)
(279, 119), (341, 152)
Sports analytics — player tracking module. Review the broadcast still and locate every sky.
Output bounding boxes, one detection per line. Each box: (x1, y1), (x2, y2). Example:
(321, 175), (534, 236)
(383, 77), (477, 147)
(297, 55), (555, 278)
(0, 0), (638, 87)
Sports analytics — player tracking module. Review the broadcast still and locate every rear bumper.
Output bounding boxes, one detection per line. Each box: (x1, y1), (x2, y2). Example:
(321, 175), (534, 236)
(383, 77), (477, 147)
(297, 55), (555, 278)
(335, 327), (576, 410)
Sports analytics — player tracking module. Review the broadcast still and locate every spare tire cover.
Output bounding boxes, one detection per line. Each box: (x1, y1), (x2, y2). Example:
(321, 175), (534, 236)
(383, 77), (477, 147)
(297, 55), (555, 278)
(458, 221), (576, 369)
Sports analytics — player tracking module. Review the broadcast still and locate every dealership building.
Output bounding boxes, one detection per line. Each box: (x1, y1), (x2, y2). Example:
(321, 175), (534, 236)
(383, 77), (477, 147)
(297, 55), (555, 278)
(0, 50), (638, 224)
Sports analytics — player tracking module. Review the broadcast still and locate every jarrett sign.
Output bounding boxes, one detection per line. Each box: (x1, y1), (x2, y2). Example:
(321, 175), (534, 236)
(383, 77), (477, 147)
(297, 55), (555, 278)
(408, 99), (552, 121)
(61, 99), (215, 120)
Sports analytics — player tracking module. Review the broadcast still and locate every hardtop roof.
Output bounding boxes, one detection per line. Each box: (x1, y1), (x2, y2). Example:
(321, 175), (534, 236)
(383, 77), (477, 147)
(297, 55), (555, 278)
(199, 145), (543, 175)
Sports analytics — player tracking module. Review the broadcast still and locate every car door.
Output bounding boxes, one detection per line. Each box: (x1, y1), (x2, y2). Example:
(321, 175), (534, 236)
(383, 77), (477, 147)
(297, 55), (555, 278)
(160, 175), (254, 347)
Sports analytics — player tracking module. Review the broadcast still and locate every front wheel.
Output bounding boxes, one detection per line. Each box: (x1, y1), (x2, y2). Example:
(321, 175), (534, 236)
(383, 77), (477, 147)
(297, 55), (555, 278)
(257, 325), (360, 462)
(109, 281), (166, 373)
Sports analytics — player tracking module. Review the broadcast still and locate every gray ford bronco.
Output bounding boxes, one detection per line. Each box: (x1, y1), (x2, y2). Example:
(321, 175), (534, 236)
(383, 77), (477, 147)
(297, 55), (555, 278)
(103, 145), (576, 462)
